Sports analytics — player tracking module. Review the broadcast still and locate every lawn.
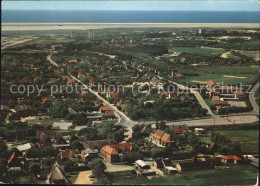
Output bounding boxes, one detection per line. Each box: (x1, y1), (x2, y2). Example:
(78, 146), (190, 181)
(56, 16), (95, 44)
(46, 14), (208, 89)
(169, 47), (224, 54)
(178, 66), (259, 85)
(110, 164), (257, 185)
(217, 129), (259, 153)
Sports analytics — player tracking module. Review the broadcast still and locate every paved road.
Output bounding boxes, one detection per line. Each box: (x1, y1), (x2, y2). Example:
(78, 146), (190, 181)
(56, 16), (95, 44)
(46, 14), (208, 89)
(157, 75), (215, 117)
(47, 54), (136, 140)
(249, 82), (259, 115)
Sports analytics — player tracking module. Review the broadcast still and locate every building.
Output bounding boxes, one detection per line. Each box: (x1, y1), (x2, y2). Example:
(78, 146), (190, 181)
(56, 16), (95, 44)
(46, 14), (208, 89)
(153, 159), (164, 168)
(70, 31), (77, 38)
(173, 126), (185, 134)
(60, 150), (73, 160)
(135, 160), (151, 169)
(12, 104), (37, 117)
(149, 129), (175, 147)
(80, 148), (99, 162)
(100, 145), (119, 162)
(46, 163), (70, 184)
(176, 161), (213, 172)
(198, 29), (206, 35)
(221, 155), (243, 164)
(165, 166), (178, 174)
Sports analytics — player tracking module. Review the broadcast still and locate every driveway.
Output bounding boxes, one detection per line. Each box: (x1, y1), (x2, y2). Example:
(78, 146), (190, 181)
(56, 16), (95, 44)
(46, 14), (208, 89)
(104, 161), (133, 173)
(74, 170), (94, 184)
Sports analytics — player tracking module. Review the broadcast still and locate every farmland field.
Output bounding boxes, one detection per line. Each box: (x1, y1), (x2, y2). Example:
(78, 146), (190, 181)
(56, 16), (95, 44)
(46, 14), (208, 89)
(169, 47), (224, 54)
(216, 129), (259, 153)
(177, 66), (259, 85)
(111, 164), (258, 185)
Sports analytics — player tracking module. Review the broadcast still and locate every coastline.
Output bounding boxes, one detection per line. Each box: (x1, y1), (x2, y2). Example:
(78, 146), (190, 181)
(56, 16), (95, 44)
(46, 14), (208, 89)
(2, 23), (260, 31)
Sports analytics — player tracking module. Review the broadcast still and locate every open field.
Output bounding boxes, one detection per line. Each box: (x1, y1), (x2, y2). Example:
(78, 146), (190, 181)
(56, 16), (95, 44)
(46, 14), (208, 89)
(111, 165), (257, 185)
(170, 47), (224, 54)
(178, 66), (259, 85)
(217, 129), (259, 153)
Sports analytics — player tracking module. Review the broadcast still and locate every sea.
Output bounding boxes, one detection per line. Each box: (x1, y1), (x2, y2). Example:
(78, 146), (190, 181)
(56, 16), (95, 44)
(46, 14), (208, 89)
(2, 10), (260, 23)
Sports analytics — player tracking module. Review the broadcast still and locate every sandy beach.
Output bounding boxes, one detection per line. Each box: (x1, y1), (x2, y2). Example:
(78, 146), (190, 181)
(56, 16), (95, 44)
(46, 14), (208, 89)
(2, 23), (260, 31)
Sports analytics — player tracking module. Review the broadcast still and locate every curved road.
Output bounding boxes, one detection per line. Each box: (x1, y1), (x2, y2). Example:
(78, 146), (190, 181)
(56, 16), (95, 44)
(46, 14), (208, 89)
(47, 54), (136, 140)
(249, 82), (259, 115)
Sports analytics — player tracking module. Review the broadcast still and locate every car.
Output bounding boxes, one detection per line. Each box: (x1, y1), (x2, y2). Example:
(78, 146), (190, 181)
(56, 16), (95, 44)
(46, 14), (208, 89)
(88, 174), (95, 178)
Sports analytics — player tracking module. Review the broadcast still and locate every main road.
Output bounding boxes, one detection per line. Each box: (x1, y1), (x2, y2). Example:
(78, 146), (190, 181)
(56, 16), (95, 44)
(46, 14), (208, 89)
(47, 54), (136, 140)
(249, 82), (259, 115)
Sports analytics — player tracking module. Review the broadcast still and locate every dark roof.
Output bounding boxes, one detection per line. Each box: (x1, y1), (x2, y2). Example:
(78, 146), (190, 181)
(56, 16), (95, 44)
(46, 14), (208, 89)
(83, 139), (116, 149)
(162, 158), (173, 167)
(177, 161), (213, 171)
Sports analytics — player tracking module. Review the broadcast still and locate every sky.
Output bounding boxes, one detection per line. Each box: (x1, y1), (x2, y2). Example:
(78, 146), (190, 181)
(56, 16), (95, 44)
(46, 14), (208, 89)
(2, 1), (260, 11)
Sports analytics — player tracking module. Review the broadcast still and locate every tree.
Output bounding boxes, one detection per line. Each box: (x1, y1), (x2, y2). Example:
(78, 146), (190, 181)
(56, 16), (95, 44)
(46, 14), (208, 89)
(64, 160), (75, 172)
(71, 140), (84, 152)
(113, 131), (124, 143)
(30, 164), (41, 176)
(89, 158), (106, 178)
(158, 121), (167, 130)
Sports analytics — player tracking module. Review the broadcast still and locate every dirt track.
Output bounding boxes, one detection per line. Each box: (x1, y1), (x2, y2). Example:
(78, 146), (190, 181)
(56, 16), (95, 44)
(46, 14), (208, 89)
(74, 170), (94, 184)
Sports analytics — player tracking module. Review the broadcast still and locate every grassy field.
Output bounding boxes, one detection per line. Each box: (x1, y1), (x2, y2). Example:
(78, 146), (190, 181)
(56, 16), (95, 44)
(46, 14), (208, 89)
(110, 164), (257, 185)
(169, 47), (224, 54)
(178, 66), (259, 85)
(217, 129), (259, 153)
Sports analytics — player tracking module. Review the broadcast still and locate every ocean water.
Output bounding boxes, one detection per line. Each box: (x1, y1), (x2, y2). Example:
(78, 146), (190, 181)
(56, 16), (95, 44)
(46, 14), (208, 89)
(2, 10), (260, 23)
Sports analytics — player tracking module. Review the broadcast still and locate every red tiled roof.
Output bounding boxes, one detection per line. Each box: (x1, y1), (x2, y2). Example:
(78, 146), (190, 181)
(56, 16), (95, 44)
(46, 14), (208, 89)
(42, 96), (52, 103)
(173, 126), (184, 134)
(20, 77), (32, 83)
(37, 131), (56, 138)
(101, 145), (118, 155)
(151, 129), (165, 139)
(38, 140), (47, 149)
(99, 105), (111, 111)
(109, 143), (133, 151)
(68, 60), (78, 63)
(213, 100), (230, 106)
(34, 76), (41, 81)
(222, 155), (242, 161)
(105, 110), (114, 116)
(161, 133), (171, 142)
(207, 80), (216, 86)
(8, 152), (16, 165)
(61, 150), (73, 159)
(140, 126), (147, 133)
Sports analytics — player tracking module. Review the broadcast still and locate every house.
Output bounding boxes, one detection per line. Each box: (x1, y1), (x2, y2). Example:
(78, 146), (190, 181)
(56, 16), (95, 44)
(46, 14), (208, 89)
(12, 104), (37, 117)
(165, 166), (178, 174)
(37, 131), (56, 140)
(106, 91), (118, 99)
(7, 152), (23, 170)
(100, 145), (119, 162)
(194, 128), (205, 135)
(46, 162), (70, 184)
(153, 159), (164, 168)
(147, 65), (159, 74)
(98, 105), (111, 114)
(176, 161), (214, 172)
(135, 160), (150, 169)
(149, 129), (175, 147)
(0, 105), (10, 117)
(15, 143), (33, 152)
(207, 80), (217, 87)
(34, 76), (42, 82)
(68, 59), (78, 63)
(42, 96), (52, 103)
(162, 158), (173, 168)
(171, 71), (183, 78)
(38, 140), (47, 149)
(83, 139), (116, 149)
(221, 155), (243, 164)
(213, 100), (230, 110)
(108, 143), (133, 153)
(53, 144), (71, 151)
(80, 148), (99, 162)
(55, 136), (68, 145)
(20, 77), (32, 83)
(48, 78), (57, 83)
(204, 156), (222, 166)
(60, 150), (73, 160)
(173, 126), (185, 134)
